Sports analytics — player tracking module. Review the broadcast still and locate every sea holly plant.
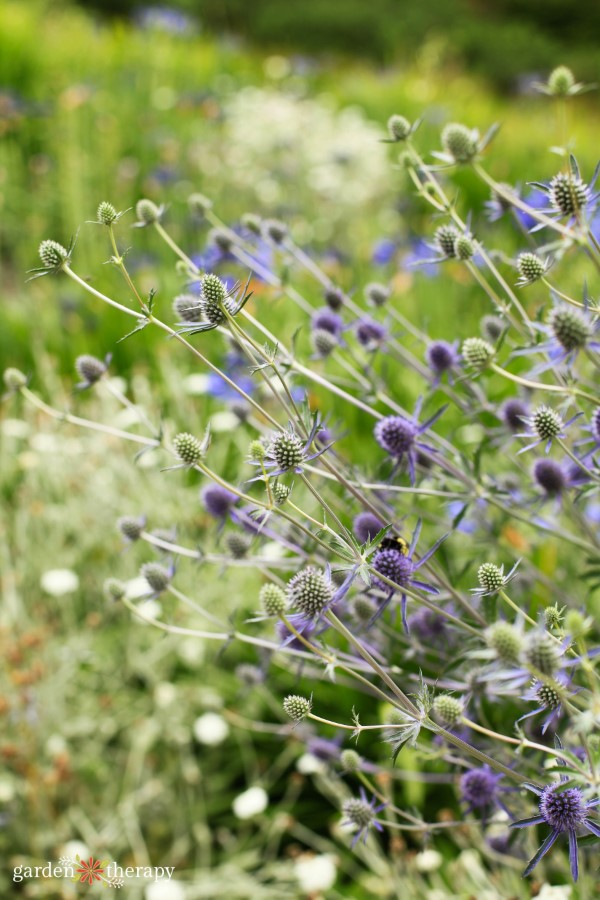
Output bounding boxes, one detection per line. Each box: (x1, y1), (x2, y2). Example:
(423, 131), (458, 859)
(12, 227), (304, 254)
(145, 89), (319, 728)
(10, 63), (600, 889)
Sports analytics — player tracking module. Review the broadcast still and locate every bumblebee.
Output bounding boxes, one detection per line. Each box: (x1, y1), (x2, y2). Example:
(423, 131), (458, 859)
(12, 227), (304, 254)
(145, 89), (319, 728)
(380, 534), (409, 555)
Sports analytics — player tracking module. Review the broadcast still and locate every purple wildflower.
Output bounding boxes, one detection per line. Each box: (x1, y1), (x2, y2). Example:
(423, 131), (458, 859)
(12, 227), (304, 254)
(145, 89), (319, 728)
(511, 778), (600, 881)
(533, 458), (569, 497)
(501, 398), (529, 432)
(426, 340), (460, 381)
(355, 317), (387, 350)
(373, 400), (446, 483)
(371, 238), (398, 266)
(341, 788), (386, 847)
(460, 766), (504, 818)
(311, 307), (343, 337)
(353, 512), (384, 544)
(201, 484), (239, 519)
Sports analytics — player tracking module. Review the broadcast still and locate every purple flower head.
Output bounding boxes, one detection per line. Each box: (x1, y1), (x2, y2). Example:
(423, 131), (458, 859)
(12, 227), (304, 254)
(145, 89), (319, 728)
(341, 787), (386, 848)
(401, 238), (441, 277)
(528, 158), (600, 231)
(371, 238), (397, 266)
(353, 512), (384, 544)
(276, 613), (316, 651)
(533, 458), (568, 497)
(370, 520), (445, 631)
(518, 405), (580, 454)
(355, 317), (387, 350)
(519, 673), (572, 734)
(373, 400), (446, 483)
(511, 777), (600, 881)
(484, 182), (519, 222)
(312, 307), (343, 337)
(460, 766), (503, 815)
(201, 484), (239, 519)
(501, 398), (529, 432)
(426, 340), (460, 381)
(408, 607), (449, 646)
(513, 302), (600, 374)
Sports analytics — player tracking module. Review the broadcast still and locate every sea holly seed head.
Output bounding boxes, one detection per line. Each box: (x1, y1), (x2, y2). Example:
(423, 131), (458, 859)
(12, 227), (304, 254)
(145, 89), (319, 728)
(434, 224), (460, 258)
(312, 328), (338, 358)
(502, 398), (528, 432)
(387, 114), (412, 141)
(103, 578), (126, 602)
(241, 212), (261, 234)
(342, 796), (375, 829)
(118, 516), (144, 542)
(533, 458), (566, 495)
(140, 562), (171, 594)
(481, 315), (505, 343)
(549, 171), (589, 217)
(441, 122), (478, 163)
(202, 273), (227, 305)
(225, 532), (251, 559)
(75, 354), (107, 385)
(272, 482), (291, 504)
(209, 228), (234, 253)
(324, 286), (344, 310)
(486, 621), (523, 664)
(462, 337), (495, 370)
(539, 784), (586, 831)
(3, 368), (27, 390)
(525, 632), (561, 675)
(477, 563), (504, 593)
(340, 749), (361, 772)
(259, 583), (287, 616)
(287, 567), (332, 618)
(173, 432), (204, 465)
(173, 293), (203, 323)
(564, 609), (589, 638)
(248, 439), (267, 462)
(532, 405), (563, 441)
(548, 307), (591, 352)
(432, 694), (463, 726)
(283, 694), (311, 721)
(188, 192), (212, 217)
(135, 198), (161, 225)
(460, 768), (498, 808)
(270, 432), (305, 470)
(547, 65), (576, 96)
(97, 201), (118, 225)
(263, 219), (288, 244)
(454, 234), (476, 260)
(544, 604), (563, 630)
(39, 239), (69, 269)
(426, 340), (457, 374)
(352, 596), (378, 624)
(365, 282), (390, 306)
(536, 682), (561, 710)
(374, 415), (417, 456)
(517, 252), (546, 284)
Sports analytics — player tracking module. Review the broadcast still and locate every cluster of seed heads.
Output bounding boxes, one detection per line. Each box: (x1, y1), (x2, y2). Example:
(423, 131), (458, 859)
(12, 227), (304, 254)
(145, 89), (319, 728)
(272, 483), (291, 504)
(286, 567), (332, 618)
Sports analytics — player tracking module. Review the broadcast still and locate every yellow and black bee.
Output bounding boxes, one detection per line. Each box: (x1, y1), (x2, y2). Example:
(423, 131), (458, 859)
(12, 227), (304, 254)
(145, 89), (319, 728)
(380, 534), (410, 555)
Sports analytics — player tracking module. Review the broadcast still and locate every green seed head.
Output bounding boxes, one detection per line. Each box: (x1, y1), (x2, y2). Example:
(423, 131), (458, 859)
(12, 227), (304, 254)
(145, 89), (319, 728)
(75, 354), (107, 385)
(536, 681), (561, 710)
(434, 224), (460, 258)
(480, 315), (505, 343)
(365, 282), (390, 306)
(340, 749), (361, 772)
(103, 577), (126, 602)
(454, 234), (476, 261)
(549, 307), (591, 352)
(432, 694), (463, 726)
(477, 563), (504, 593)
(118, 515), (144, 542)
(263, 219), (288, 244)
(525, 632), (561, 676)
(352, 596), (377, 625)
(549, 172), (589, 217)
(173, 293), (203, 323)
(140, 562), (171, 594)
(173, 432), (204, 465)
(270, 432), (305, 471)
(39, 239), (69, 269)
(241, 212), (262, 234)
(342, 796), (375, 828)
(544, 604), (564, 630)
(312, 328), (338, 358)
(387, 114), (412, 142)
(209, 228), (234, 253)
(287, 566), (333, 618)
(135, 198), (161, 225)
(517, 252), (547, 284)
(283, 694), (311, 721)
(547, 66), (575, 96)
(532, 405), (563, 441)
(248, 439), (267, 462)
(441, 123), (478, 163)
(564, 609), (589, 639)
(272, 482), (291, 504)
(462, 337), (495, 370)
(3, 368), (27, 391)
(188, 192), (212, 217)
(97, 201), (118, 225)
(259, 583), (287, 616)
(486, 622), (523, 665)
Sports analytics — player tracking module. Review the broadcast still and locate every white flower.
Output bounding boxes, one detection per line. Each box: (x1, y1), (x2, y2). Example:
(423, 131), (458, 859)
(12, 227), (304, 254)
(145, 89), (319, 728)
(192, 713), (229, 746)
(145, 881), (186, 900)
(296, 753), (325, 775)
(232, 786), (268, 819)
(537, 886), (572, 900)
(294, 854), (337, 893)
(40, 569), (79, 596)
(415, 849), (442, 873)
(61, 840), (89, 863)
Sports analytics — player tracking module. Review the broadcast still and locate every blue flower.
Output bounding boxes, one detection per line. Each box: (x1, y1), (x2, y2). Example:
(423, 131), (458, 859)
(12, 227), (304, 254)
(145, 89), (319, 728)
(341, 788), (386, 847)
(511, 778), (600, 881)
(373, 399), (446, 483)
